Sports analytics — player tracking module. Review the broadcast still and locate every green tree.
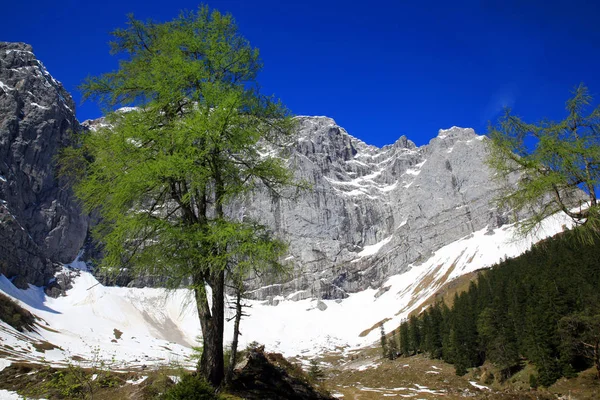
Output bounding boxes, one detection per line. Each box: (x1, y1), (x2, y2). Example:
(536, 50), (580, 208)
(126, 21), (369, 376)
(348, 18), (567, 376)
(559, 313), (600, 380)
(65, 6), (296, 386)
(408, 315), (421, 355)
(380, 324), (388, 359)
(487, 84), (600, 242)
(399, 321), (410, 356)
(388, 328), (399, 360)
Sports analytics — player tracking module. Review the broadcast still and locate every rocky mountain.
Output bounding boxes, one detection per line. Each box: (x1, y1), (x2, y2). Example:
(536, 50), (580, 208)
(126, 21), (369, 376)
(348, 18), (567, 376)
(0, 42), (88, 290)
(243, 117), (503, 300)
(0, 41), (505, 303)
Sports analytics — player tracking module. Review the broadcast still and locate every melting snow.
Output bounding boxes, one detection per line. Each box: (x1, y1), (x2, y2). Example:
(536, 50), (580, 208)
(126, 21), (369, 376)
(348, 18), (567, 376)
(30, 102), (50, 110)
(0, 212), (575, 367)
(469, 381), (491, 390)
(0, 81), (15, 92)
(356, 236), (393, 258)
(0, 389), (47, 400)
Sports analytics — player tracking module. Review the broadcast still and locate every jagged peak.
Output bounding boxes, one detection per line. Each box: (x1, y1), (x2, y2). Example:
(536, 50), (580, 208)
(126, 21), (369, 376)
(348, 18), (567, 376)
(437, 126), (476, 139)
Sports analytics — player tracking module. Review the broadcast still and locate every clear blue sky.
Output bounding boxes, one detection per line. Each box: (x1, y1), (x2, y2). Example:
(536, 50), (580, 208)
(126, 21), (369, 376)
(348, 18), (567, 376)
(2, 0), (599, 147)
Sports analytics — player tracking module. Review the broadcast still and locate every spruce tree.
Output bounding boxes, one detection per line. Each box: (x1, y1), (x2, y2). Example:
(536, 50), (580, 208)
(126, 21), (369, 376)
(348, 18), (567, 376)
(380, 324), (388, 359)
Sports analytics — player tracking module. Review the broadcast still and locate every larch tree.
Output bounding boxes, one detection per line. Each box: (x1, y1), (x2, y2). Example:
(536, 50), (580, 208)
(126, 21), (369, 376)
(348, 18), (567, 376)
(487, 84), (600, 242)
(63, 6), (296, 387)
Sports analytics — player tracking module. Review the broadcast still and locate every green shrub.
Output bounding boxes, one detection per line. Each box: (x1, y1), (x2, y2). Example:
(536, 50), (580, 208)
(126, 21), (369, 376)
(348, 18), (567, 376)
(160, 374), (219, 400)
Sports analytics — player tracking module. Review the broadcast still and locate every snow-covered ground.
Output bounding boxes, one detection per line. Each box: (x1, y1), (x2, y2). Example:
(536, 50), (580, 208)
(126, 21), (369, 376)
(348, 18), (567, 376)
(0, 213), (572, 370)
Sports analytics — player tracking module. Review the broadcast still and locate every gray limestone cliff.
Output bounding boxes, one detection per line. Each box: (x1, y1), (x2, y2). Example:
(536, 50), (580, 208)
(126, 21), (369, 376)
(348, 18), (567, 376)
(0, 42), (505, 301)
(0, 42), (88, 289)
(242, 118), (504, 300)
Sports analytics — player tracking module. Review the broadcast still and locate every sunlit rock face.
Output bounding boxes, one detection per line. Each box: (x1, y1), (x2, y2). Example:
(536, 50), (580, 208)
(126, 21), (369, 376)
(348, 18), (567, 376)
(241, 119), (503, 300)
(0, 41), (503, 299)
(0, 42), (88, 288)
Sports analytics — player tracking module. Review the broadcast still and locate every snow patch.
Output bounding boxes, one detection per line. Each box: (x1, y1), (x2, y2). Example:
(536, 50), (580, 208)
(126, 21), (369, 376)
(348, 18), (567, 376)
(30, 102), (50, 110)
(0, 81), (15, 92)
(356, 236), (393, 258)
(469, 381), (491, 390)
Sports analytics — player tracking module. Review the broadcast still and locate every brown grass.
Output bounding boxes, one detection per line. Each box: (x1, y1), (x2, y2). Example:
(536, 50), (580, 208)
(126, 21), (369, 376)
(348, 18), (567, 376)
(358, 318), (390, 338)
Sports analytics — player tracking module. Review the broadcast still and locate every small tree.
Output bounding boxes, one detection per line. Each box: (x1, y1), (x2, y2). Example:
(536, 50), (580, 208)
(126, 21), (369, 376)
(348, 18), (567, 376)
(399, 321), (410, 356)
(388, 329), (399, 360)
(65, 6), (296, 387)
(487, 84), (600, 242)
(380, 324), (388, 359)
(559, 313), (600, 380)
(308, 359), (325, 382)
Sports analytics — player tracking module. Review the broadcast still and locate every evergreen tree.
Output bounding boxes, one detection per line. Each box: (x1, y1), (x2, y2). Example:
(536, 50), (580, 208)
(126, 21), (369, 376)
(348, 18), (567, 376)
(64, 6), (296, 386)
(399, 321), (410, 356)
(408, 315), (422, 355)
(380, 324), (388, 359)
(559, 313), (600, 380)
(388, 328), (399, 360)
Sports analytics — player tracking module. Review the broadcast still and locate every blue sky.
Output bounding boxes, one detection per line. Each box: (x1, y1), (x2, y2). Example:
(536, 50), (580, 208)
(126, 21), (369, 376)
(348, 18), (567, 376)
(2, 0), (599, 147)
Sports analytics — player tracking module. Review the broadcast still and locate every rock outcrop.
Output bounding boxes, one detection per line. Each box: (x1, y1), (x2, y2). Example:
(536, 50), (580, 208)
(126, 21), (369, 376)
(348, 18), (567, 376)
(0, 42), (88, 289)
(243, 119), (503, 300)
(0, 41), (504, 301)
(229, 346), (333, 400)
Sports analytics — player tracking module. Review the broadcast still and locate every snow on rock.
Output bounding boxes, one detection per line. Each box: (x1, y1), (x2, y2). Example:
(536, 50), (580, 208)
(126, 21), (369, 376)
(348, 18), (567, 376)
(469, 381), (491, 390)
(356, 236), (393, 258)
(0, 212), (574, 365)
(0, 389), (47, 400)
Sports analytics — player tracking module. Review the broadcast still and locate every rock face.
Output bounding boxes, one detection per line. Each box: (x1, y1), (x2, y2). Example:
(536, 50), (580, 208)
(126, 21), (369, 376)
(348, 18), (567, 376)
(0, 41), (504, 300)
(242, 118), (503, 300)
(0, 42), (88, 288)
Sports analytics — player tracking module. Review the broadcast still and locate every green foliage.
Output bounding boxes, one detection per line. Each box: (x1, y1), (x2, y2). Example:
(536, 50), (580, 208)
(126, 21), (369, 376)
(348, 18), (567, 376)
(67, 4), (296, 283)
(397, 228), (600, 385)
(559, 312), (600, 379)
(487, 84), (600, 242)
(160, 374), (220, 400)
(388, 329), (399, 360)
(399, 321), (410, 357)
(379, 324), (387, 359)
(529, 373), (538, 389)
(307, 359), (325, 382)
(65, 4), (299, 385)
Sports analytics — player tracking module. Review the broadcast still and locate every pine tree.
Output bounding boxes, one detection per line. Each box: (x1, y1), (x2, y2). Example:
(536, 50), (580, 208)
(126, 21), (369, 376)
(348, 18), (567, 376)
(408, 315), (422, 355)
(380, 324), (388, 359)
(400, 321), (410, 356)
(388, 328), (399, 360)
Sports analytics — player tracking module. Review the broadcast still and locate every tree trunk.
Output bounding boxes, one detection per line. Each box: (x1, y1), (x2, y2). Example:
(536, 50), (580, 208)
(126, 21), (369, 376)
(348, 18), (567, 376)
(225, 286), (243, 384)
(595, 340), (600, 381)
(194, 270), (225, 387)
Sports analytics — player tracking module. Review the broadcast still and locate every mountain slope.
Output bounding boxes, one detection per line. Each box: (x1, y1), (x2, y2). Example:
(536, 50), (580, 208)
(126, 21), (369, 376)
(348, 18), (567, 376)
(0, 212), (571, 373)
(0, 42), (88, 290)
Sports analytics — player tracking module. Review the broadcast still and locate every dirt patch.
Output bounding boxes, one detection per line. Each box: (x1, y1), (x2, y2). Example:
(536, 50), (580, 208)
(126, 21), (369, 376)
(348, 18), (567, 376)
(32, 341), (59, 353)
(113, 328), (123, 340)
(358, 318), (390, 338)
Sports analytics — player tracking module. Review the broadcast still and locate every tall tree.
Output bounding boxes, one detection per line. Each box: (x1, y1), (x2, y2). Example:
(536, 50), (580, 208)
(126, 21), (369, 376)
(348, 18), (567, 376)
(559, 313), (600, 380)
(64, 6), (295, 386)
(487, 85), (600, 242)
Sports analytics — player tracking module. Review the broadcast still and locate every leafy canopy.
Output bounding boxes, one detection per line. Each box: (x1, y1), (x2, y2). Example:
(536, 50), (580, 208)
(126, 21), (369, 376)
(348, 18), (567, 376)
(64, 6), (296, 285)
(487, 84), (600, 241)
